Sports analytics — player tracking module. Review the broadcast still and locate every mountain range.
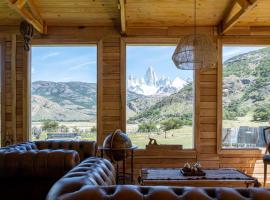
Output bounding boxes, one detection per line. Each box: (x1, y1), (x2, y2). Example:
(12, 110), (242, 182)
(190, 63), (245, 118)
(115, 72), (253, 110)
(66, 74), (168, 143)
(32, 47), (270, 124)
(128, 66), (186, 96)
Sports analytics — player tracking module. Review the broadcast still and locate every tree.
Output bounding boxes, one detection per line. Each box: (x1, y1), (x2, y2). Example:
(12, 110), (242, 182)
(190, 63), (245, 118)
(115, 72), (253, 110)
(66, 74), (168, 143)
(90, 126), (97, 133)
(41, 120), (59, 132)
(161, 118), (183, 138)
(138, 122), (157, 133)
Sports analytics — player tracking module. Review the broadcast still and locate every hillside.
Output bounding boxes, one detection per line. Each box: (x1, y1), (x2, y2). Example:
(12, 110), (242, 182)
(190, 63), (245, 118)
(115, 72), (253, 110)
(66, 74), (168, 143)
(127, 47), (270, 125)
(222, 47), (270, 121)
(32, 47), (270, 124)
(32, 81), (96, 121)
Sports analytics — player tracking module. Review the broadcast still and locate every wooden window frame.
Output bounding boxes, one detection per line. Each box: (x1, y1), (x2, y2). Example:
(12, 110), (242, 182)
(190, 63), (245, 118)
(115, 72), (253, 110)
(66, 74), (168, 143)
(120, 37), (199, 151)
(28, 40), (102, 143)
(0, 40), (4, 147)
(217, 37), (270, 154)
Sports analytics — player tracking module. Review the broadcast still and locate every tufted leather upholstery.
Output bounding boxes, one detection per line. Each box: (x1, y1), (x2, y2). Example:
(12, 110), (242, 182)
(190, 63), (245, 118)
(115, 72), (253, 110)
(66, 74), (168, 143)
(35, 140), (96, 161)
(48, 185), (270, 200)
(47, 158), (270, 200)
(0, 140), (97, 200)
(47, 157), (116, 200)
(0, 149), (79, 178)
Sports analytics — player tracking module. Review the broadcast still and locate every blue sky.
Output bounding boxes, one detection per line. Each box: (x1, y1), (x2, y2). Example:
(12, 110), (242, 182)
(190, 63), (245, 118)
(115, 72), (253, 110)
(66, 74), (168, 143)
(31, 45), (267, 83)
(127, 46), (193, 81)
(31, 46), (97, 82)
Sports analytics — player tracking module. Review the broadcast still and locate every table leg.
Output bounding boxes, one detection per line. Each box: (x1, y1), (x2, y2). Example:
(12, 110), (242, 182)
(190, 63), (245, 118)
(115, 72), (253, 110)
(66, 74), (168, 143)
(101, 149), (103, 158)
(131, 149), (134, 184)
(116, 162), (119, 184)
(123, 151), (126, 184)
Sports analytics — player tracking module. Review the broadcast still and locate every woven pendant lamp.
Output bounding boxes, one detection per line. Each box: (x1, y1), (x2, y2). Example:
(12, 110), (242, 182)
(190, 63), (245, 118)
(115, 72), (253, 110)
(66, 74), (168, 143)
(172, 0), (217, 70)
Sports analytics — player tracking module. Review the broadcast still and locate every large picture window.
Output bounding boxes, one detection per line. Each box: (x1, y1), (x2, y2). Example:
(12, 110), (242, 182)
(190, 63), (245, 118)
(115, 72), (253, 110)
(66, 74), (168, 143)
(31, 45), (97, 141)
(126, 45), (194, 149)
(222, 45), (269, 148)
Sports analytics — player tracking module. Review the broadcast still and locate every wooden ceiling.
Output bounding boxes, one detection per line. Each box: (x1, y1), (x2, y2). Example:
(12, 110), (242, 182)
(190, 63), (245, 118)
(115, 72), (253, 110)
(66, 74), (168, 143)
(1, 0), (270, 34)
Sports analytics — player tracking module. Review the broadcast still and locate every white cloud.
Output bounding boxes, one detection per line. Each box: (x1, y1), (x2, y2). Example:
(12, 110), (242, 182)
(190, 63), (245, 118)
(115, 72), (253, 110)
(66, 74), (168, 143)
(41, 52), (61, 60)
(69, 61), (96, 70)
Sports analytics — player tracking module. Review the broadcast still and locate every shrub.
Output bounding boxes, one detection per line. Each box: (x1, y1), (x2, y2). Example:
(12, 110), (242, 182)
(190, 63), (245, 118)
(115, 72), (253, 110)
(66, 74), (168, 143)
(253, 105), (270, 121)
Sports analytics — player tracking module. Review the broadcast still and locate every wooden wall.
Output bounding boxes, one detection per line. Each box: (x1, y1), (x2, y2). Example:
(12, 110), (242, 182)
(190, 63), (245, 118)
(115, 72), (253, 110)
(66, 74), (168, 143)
(0, 26), (269, 186)
(1, 35), (28, 146)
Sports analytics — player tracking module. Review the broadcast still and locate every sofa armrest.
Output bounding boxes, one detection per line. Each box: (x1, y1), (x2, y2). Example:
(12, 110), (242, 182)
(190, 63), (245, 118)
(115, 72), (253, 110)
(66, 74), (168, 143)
(0, 149), (80, 179)
(47, 157), (116, 200)
(35, 140), (96, 160)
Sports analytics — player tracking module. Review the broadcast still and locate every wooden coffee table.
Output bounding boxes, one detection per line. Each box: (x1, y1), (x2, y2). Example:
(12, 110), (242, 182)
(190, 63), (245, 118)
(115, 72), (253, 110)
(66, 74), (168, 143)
(139, 168), (259, 187)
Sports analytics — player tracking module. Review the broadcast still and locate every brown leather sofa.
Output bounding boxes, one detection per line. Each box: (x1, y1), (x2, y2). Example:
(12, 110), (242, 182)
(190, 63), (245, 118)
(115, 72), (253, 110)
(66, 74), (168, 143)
(0, 140), (97, 200)
(47, 157), (270, 200)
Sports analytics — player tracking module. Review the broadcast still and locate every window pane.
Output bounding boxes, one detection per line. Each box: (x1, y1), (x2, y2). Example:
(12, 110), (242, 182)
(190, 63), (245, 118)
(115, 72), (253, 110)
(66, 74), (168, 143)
(222, 45), (269, 148)
(126, 45), (194, 149)
(31, 46), (97, 141)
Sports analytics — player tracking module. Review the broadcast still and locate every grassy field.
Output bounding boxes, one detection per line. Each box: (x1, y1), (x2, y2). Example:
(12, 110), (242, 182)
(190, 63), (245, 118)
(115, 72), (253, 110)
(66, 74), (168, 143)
(31, 121), (193, 148)
(223, 112), (268, 128)
(126, 125), (193, 149)
(32, 113), (268, 148)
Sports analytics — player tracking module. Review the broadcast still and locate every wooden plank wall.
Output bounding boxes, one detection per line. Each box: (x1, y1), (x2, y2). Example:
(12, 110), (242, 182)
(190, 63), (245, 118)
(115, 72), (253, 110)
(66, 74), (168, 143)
(1, 36), (28, 145)
(0, 26), (269, 186)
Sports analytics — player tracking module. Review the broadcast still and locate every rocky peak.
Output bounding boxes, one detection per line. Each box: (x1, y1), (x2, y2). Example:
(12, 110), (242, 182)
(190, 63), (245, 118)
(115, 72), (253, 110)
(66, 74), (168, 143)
(144, 66), (157, 86)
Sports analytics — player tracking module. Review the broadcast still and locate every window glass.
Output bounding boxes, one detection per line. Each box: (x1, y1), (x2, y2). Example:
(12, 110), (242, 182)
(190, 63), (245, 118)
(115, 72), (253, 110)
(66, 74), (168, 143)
(31, 46), (97, 141)
(126, 45), (194, 149)
(222, 45), (269, 148)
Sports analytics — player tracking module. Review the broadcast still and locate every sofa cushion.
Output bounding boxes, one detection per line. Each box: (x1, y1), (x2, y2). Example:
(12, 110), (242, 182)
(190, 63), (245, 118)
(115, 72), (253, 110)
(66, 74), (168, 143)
(47, 185), (270, 200)
(35, 140), (96, 160)
(0, 149), (79, 179)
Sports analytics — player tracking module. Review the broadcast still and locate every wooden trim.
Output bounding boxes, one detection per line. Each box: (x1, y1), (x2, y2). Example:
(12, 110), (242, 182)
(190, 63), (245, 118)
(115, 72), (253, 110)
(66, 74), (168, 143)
(217, 38), (223, 153)
(23, 48), (30, 141)
(219, 0), (258, 35)
(120, 38), (126, 132)
(122, 37), (179, 44)
(119, 0), (126, 34)
(0, 40), (5, 146)
(31, 39), (99, 45)
(11, 34), (16, 143)
(97, 40), (103, 145)
(195, 70), (200, 151)
(5, 0), (47, 34)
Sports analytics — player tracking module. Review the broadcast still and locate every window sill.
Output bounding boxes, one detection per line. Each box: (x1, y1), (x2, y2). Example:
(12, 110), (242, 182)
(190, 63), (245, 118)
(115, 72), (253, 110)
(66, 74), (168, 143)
(134, 149), (197, 159)
(218, 148), (265, 155)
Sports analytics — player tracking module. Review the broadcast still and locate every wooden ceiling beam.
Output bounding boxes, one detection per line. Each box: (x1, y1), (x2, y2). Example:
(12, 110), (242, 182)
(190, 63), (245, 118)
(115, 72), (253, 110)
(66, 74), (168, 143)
(219, 0), (258, 35)
(5, 0), (47, 34)
(119, 0), (126, 34)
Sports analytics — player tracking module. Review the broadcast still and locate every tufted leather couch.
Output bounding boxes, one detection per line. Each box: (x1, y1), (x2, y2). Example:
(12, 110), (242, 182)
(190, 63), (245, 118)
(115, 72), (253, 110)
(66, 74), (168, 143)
(47, 157), (270, 200)
(0, 140), (97, 200)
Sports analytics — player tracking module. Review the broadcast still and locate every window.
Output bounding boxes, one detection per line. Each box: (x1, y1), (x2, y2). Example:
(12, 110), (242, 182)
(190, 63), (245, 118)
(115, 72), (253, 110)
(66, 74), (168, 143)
(31, 45), (97, 141)
(126, 45), (194, 149)
(222, 45), (270, 148)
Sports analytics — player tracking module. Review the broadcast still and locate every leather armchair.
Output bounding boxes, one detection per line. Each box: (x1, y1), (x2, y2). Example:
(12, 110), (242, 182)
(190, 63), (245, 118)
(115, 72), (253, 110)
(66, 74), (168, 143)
(0, 140), (97, 200)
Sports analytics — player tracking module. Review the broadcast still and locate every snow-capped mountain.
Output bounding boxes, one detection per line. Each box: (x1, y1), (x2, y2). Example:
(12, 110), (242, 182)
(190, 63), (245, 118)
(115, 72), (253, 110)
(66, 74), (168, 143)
(127, 66), (186, 96)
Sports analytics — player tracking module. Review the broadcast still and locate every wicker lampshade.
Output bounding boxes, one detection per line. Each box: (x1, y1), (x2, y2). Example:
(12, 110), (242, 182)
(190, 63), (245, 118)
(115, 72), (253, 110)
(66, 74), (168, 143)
(172, 0), (217, 70)
(172, 34), (217, 70)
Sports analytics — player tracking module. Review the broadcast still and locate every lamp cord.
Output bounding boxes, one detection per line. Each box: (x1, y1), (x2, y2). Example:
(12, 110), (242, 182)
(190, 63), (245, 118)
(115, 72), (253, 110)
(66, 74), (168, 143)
(194, 0), (196, 36)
